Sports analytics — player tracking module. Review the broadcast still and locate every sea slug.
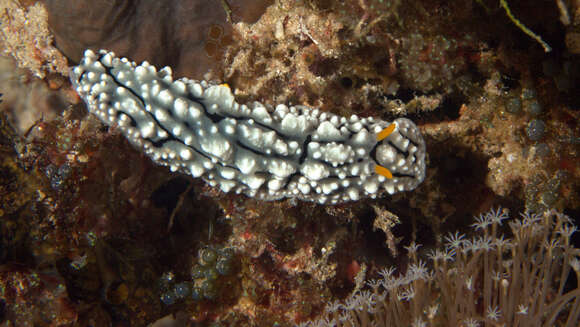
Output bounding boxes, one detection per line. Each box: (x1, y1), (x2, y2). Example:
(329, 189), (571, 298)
(70, 49), (426, 204)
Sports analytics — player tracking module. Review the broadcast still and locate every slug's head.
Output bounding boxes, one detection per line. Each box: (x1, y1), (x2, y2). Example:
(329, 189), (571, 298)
(372, 118), (426, 192)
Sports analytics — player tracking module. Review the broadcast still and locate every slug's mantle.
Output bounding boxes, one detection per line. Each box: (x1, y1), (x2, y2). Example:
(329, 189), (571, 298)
(70, 49), (426, 204)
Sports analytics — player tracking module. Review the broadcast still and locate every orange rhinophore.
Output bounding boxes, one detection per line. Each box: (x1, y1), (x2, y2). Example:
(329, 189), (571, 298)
(376, 123), (396, 141)
(375, 165), (393, 179)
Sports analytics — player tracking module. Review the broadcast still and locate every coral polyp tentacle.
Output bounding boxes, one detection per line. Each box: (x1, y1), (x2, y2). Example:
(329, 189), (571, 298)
(70, 49), (426, 204)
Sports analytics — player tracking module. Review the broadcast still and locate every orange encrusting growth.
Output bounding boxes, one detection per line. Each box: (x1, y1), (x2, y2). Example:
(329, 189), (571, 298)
(376, 123), (396, 141)
(375, 165), (393, 179)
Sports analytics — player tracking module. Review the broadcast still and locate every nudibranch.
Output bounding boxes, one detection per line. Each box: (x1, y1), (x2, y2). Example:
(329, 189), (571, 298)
(70, 49), (426, 204)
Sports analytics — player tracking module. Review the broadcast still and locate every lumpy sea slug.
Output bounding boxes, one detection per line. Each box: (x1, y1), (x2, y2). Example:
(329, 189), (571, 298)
(71, 49), (426, 204)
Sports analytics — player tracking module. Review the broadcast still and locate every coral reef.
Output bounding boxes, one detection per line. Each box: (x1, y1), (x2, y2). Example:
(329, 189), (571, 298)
(0, 55), (69, 132)
(300, 209), (580, 327)
(0, 268), (77, 325)
(0, 0), (68, 78)
(158, 246), (239, 305)
(42, 0), (273, 79)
